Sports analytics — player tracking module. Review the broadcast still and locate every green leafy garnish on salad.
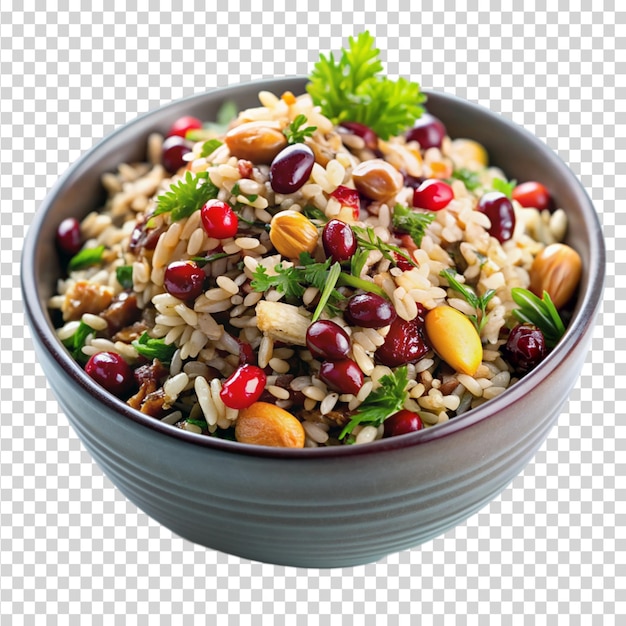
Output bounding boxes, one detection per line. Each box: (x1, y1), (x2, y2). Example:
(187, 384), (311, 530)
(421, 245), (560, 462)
(200, 138), (223, 158)
(283, 114), (317, 144)
(62, 320), (96, 364)
(307, 31), (426, 139)
(340, 366), (409, 440)
(115, 265), (134, 289)
(392, 204), (436, 248)
(449, 168), (481, 191)
(68, 245), (106, 271)
(153, 170), (219, 221)
(510, 287), (565, 347)
(132, 332), (177, 363)
(492, 177), (516, 198)
(352, 224), (416, 268)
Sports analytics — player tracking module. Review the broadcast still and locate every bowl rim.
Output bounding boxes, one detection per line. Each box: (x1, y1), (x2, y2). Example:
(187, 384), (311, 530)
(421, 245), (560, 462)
(22, 76), (606, 459)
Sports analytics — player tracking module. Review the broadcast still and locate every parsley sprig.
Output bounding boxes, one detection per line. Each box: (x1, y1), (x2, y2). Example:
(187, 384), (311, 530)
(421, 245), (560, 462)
(153, 171), (219, 221)
(307, 31), (426, 139)
(510, 287), (565, 348)
(440, 268), (496, 333)
(392, 204), (436, 248)
(339, 366), (409, 440)
(283, 114), (317, 144)
(352, 225), (416, 268)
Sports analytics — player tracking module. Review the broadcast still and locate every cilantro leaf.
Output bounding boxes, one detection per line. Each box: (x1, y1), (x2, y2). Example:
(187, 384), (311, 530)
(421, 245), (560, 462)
(153, 170), (219, 221)
(115, 265), (134, 289)
(339, 366), (409, 440)
(283, 114), (317, 144)
(131, 332), (177, 363)
(250, 264), (306, 300)
(510, 288), (565, 347)
(492, 177), (516, 198)
(392, 204), (436, 248)
(307, 31), (426, 139)
(68, 245), (106, 271)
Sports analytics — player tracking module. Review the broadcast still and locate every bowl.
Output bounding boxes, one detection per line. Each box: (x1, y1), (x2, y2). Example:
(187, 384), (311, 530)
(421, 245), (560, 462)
(22, 76), (605, 568)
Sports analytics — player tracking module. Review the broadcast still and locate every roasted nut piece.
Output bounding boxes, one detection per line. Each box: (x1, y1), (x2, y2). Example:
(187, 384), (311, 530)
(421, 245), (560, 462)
(529, 243), (582, 309)
(235, 401), (305, 448)
(352, 159), (404, 201)
(269, 210), (319, 259)
(224, 121), (288, 164)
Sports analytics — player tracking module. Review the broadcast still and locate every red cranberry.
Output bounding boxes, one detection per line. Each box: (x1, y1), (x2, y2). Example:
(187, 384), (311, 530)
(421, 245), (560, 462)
(512, 181), (552, 212)
(56, 217), (82, 256)
(504, 324), (546, 374)
(237, 339), (255, 366)
(167, 115), (203, 138)
(85, 351), (135, 397)
(345, 293), (397, 328)
(161, 135), (193, 174)
(477, 191), (516, 243)
(306, 320), (351, 361)
(319, 359), (363, 395)
(330, 185), (361, 220)
(270, 144), (315, 194)
(339, 121), (379, 151)
(383, 409), (424, 438)
(412, 179), (454, 211)
(322, 219), (357, 262)
(219, 364), (267, 409)
(405, 113), (447, 149)
(375, 316), (430, 368)
(163, 261), (206, 301)
(200, 199), (239, 239)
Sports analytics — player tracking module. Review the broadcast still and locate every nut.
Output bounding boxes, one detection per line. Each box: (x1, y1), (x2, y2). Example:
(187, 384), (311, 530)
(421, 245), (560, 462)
(235, 401), (305, 448)
(269, 210), (319, 259)
(424, 306), (483, 376)
(352, 159), (404, 201)
(224, 121), (288, 164)
(529, 243), (582, 309)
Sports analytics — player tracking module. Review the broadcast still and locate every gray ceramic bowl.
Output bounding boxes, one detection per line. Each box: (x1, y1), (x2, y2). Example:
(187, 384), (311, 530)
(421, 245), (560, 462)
(22, 77), (604, 568)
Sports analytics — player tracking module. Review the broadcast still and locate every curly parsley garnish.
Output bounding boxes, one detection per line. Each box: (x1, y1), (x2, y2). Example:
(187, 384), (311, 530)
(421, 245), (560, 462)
(307, 31), (426, 139)
(510, 288), (565, 348)
(153, 170), (219, 221)
(283, 114), (317, 144)
(339, 366), (409, 440)
(392, 204), (436, 248)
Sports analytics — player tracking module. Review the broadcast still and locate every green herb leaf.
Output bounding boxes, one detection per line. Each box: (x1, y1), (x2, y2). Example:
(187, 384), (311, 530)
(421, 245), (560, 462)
(153, 170), (219, 221)
(449, 168), (481, 191)
(312, 262), (342, 322)
(352, 225), (416, 268)
(339, 366), (409, 439)
(283, 114), (317, 144)
(440, 268), (496, 333)
(62, 320), (97, 364)
(190, 252), (237, 267)
(250, 264), (306, 301)
(492, 177), (516, 198)
(115, 265), (134, 289)
(200, 138), (223, 158)
(131, 332), (177, 363)
(68, 245), (106, 271)
(510, 287), (565, 347)
(302, 205), (329, 223)
(392, 204), (436, 248)
(307, 31), (426, 139)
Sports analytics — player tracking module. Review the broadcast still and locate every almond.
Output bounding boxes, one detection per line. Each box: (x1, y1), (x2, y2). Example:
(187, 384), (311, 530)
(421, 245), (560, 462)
(224, 121), (287, 164)
(352, 159), (404, 201)
(235, 401), (305, 448)
(529, 243), (582, 310)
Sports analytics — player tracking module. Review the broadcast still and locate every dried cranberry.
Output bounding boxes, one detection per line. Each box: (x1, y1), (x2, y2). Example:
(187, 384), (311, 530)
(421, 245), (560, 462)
(163, 261), (206, 301)
(383, 409), (424, 438)
(161, 135), (192, 174)
(405, 113), (447, 149)
(375, 316), (430, 368)
(319, 359), (364, 395)
(412, 179), (454, 211)
(220, 364), (267, 409)
(477, 191), (516, 243)
(306, 320), (351, 361)
(504, 324), (546, 374)
(269, 144), (315, 194)
(345, 293), (397, 328)
(56, 217), (82, 256)
(85, 351), (135, 397)
(200, 199), (239, 239)
(322, 219), (357, 262)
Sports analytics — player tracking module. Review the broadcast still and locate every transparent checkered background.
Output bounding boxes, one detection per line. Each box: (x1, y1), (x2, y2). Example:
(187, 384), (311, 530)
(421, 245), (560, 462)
(1, 2), (623, 623)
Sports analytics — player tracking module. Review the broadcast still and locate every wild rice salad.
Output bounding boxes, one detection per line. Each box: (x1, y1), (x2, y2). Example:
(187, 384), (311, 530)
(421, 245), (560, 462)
(50, 34), (582, 448)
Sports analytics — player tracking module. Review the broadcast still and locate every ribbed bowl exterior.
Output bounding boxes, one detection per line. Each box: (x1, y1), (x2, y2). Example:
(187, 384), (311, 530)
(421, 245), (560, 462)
(22, 77), (604, 568)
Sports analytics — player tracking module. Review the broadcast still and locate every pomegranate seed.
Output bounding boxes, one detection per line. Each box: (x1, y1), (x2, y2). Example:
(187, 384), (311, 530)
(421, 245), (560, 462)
(200, 199), (239, 239)
(345, 293), (397, 328)
(270, 144), (315, 194)
(220, 364), (267, 409)
(322, 219), (357, 262)
(85, 351), (135, 397)
(375, 316), (430, 368)
(319, 359), (364, 396)
(161, 135), (192, 174)
(306, 320), (351, 361)
(504, 324), (546, 374)
(339, 121), (379, 151)
(167, 115), (203, 138)
(477, 191), (516, 243)
(163, 261), (206, 301)
(330, 185), (361, 220)
(384, 409), (424, 438)
(56, 217), (82, 256)
(512, 181), (553, 212)
(405, 113), (447, 149)
(412, 179), (454, 211)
